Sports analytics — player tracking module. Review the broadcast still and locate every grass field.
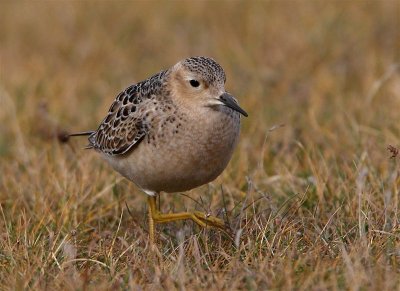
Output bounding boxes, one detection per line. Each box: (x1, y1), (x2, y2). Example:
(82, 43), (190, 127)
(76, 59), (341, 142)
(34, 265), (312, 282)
(1, 1), (400, 289)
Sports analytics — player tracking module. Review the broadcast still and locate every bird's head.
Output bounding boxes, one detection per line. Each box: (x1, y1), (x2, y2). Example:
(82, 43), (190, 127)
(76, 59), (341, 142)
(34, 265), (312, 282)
(168, 56), (248, 117)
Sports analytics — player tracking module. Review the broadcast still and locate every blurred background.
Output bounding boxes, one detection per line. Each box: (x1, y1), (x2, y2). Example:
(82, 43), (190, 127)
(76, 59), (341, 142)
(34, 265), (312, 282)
(1, 1), (399, 160)
(1, 1), (399, 197)
(0, 1), (400, 157)
(1, 1), (400, 289)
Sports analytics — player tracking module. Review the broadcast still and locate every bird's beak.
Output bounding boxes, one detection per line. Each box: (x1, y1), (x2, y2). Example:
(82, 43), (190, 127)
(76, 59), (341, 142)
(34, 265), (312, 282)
(218, 93), (248, 117)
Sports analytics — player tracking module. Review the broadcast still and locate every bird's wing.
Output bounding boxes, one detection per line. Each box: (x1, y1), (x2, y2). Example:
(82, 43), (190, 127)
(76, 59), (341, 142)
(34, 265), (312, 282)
(88, 70), (167, 156)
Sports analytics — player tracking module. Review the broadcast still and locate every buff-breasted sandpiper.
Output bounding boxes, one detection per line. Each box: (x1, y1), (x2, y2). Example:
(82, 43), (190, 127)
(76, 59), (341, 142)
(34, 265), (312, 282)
(70, 56), (248, 243)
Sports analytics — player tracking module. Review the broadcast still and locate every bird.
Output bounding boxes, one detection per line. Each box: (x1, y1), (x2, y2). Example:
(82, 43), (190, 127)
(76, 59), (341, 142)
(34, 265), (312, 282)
(70, 56), (248, 243)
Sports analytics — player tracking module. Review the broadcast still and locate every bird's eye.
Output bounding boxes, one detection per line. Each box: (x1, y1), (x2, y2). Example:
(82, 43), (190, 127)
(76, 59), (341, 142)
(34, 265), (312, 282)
(189, 80), (200, 88)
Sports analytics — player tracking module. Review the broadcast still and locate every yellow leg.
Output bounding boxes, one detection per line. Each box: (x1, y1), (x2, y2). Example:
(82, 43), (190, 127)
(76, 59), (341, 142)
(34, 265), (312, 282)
(148, 198), (155, 244)
(147, 196), (227, 242)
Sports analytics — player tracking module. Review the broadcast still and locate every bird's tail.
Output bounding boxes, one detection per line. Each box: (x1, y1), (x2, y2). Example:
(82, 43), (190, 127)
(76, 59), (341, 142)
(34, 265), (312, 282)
(68, 130), (95, 149)
(69, 130), (95, 137)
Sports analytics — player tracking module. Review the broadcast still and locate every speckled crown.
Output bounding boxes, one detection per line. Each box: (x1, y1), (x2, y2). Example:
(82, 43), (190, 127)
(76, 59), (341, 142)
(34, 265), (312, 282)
(181, 56), (226, 85)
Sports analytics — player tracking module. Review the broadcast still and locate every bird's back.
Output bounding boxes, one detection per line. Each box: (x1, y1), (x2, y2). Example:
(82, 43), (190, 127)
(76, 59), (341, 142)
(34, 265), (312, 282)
(88, 70), (169, 155)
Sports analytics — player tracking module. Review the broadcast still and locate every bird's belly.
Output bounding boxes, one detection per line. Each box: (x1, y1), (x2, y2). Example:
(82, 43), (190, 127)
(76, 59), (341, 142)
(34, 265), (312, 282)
(103, 113), (240, 193)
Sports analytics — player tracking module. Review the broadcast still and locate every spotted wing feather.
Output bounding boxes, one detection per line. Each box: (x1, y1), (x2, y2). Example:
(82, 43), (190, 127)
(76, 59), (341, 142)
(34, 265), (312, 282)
(88, 70), (167, 155)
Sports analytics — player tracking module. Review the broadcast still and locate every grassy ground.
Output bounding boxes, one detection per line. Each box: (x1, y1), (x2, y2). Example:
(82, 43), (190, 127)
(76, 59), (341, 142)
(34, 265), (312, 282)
(1, 1), (400, 289)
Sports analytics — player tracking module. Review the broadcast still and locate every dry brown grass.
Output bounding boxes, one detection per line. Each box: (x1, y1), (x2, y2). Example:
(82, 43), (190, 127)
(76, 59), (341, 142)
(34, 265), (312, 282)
(1, 1), (400, 290)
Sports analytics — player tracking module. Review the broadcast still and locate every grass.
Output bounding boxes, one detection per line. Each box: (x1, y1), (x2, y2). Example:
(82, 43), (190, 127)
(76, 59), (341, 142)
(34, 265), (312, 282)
(1, 0), (400, 289)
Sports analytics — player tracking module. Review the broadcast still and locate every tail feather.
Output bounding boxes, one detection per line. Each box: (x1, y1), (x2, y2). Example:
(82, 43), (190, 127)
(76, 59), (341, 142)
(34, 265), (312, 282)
(69, 130), (95, 137)
(69, 130), (96, 150)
